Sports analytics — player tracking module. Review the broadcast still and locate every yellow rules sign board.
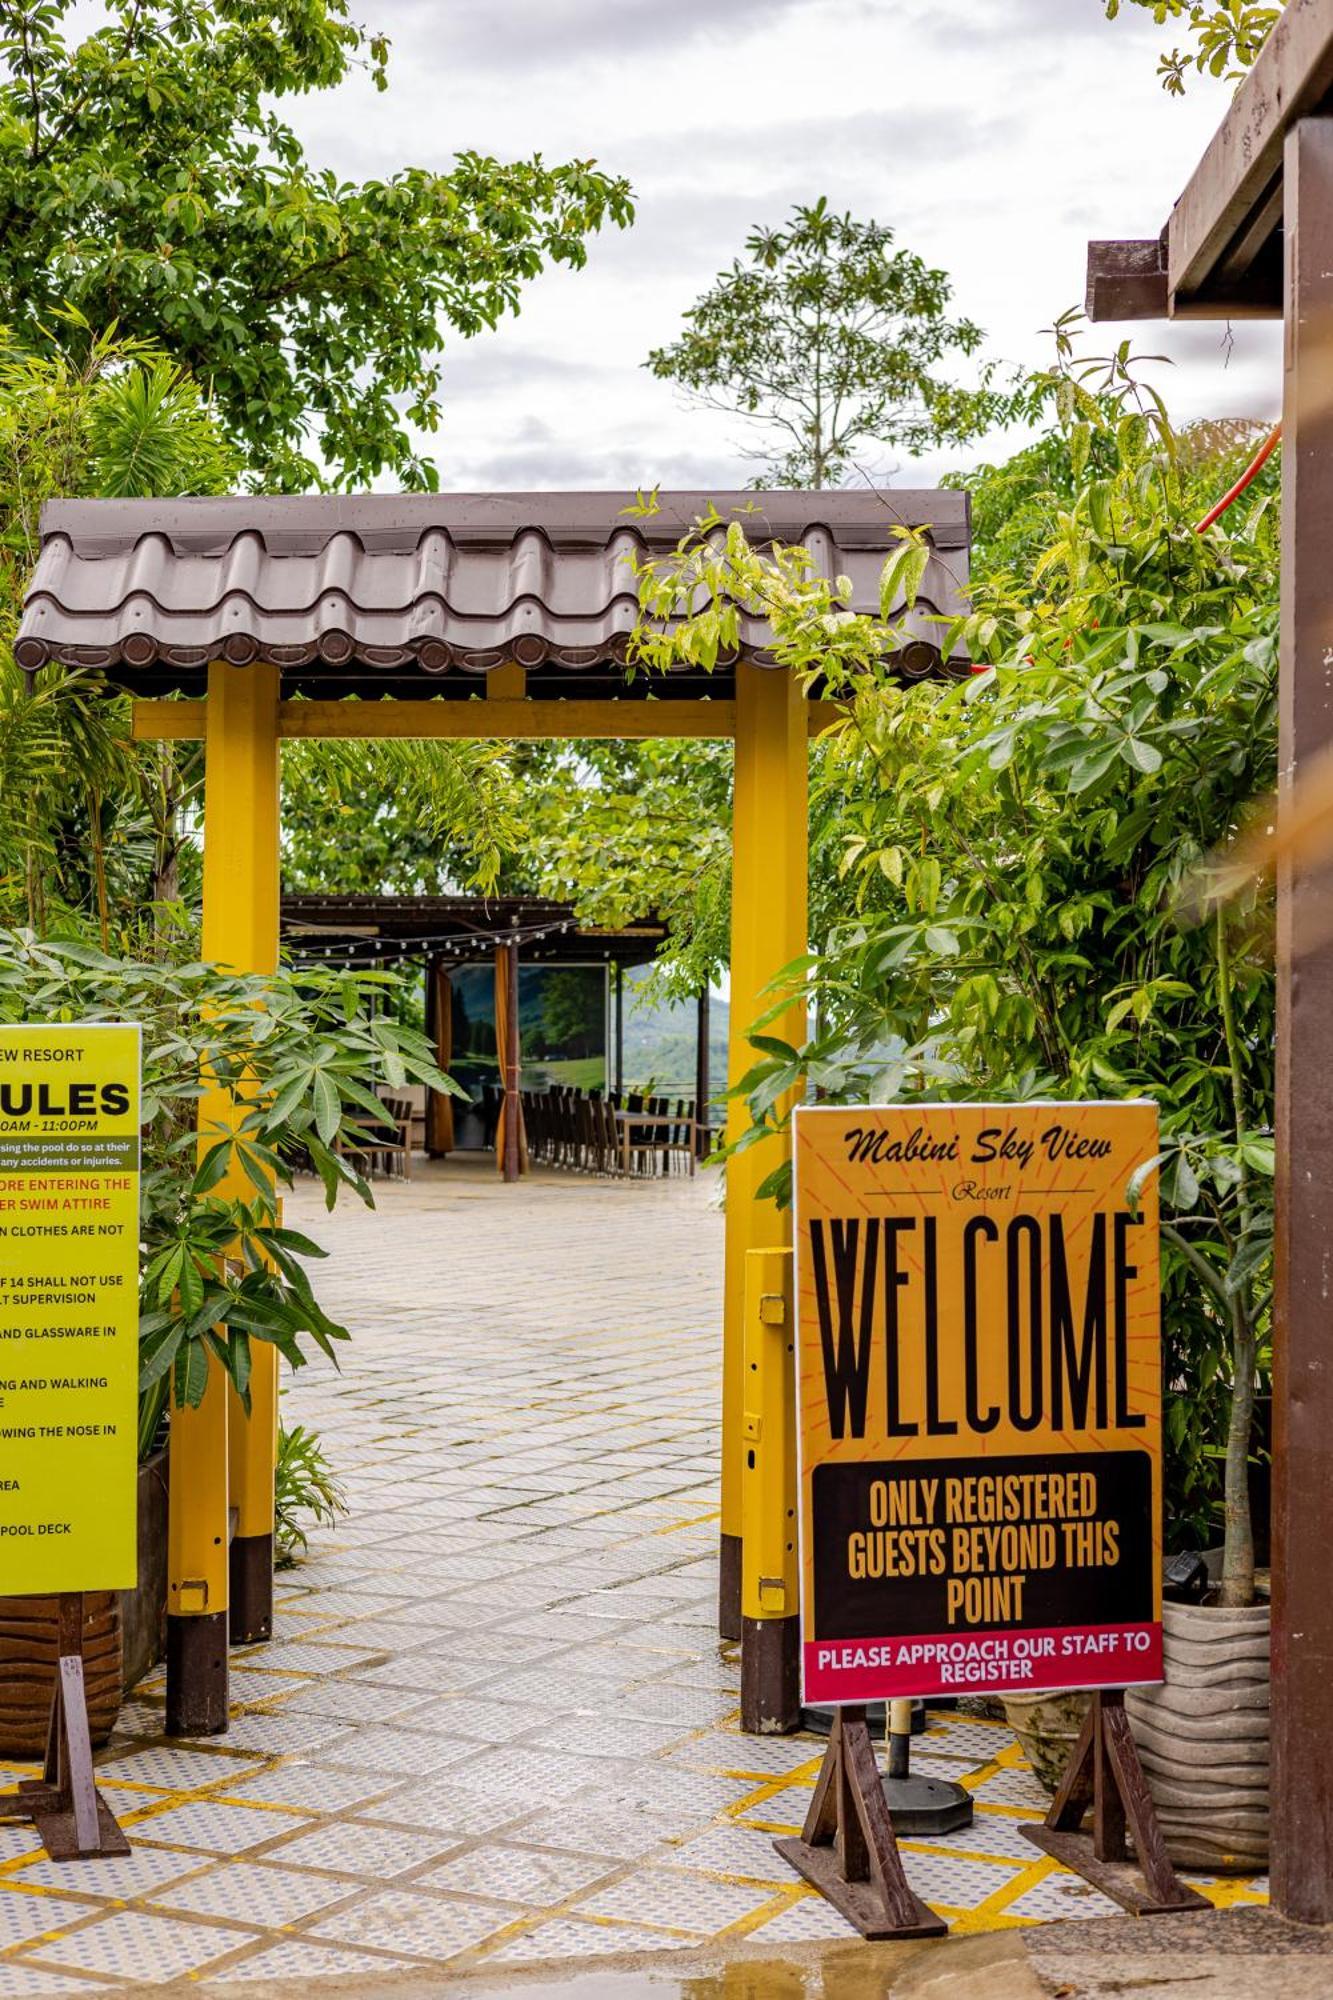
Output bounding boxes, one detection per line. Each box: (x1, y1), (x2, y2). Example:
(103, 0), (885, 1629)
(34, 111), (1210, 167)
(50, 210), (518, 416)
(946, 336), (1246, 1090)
(0, 1024), (141, 1594)
(794, 1101), (1162, 1704)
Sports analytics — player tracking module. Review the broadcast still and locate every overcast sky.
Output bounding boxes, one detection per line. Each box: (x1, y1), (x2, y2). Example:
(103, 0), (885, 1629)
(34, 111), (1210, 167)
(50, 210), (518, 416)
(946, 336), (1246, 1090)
(283, 0), (1281, 492)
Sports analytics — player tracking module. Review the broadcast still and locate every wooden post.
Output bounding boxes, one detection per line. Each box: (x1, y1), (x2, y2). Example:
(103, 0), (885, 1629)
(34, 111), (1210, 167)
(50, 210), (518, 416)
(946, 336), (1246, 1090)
(614, 960), (624, 1098)
(695, 986), (710, 1160)
(502, 941), (521, 1184)
(1272, 116), (1333, 1927)
(169, 661), (279, 1733)
(723, 664), (808, 1654)
(1023, 1692), (1207, 1916)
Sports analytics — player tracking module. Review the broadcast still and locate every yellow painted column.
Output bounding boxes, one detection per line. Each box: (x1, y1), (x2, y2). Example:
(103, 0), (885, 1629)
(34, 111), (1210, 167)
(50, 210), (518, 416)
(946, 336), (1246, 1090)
(167, 662), (280, 1735)
(740, 1246), (799, 1731)
(721, 662), (808, 1648)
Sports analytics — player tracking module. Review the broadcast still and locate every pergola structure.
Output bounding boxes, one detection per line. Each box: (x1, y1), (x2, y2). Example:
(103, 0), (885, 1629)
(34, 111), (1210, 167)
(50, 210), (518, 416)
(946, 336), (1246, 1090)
(17, 487), (969, 1740)
(281, 891), (690, 1171)
(1088, 1), (1333, 1922)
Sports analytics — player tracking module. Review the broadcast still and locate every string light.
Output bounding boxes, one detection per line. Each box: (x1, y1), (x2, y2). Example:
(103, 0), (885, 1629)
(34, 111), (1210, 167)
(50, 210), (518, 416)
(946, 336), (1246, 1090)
(283, 914), (626, 972)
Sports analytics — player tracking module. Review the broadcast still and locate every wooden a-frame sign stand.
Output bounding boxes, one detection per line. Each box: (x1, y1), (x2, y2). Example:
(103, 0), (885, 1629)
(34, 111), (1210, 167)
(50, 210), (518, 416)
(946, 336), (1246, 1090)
(1022, 1690), (1207, 1915)
(774, 1707), (946, 1939)
(0, 1596), (129, 1861)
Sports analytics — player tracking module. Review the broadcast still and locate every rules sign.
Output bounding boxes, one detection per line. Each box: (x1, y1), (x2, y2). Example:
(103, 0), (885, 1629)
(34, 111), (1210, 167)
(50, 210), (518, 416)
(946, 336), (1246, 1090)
(0, 1024), (141, 1594)
(793, 1101), (1162, 1703)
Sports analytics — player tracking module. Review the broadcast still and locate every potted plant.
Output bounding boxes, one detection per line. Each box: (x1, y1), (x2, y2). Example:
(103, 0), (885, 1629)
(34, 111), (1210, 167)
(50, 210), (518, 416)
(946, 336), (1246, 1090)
(0, 929), (455, 1751)
(1122, 971), (1273, 1872)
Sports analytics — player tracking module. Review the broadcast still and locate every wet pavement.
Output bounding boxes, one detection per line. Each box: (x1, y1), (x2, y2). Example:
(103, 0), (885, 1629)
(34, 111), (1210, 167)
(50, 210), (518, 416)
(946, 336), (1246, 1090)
(0, 1161), (1269, 1990)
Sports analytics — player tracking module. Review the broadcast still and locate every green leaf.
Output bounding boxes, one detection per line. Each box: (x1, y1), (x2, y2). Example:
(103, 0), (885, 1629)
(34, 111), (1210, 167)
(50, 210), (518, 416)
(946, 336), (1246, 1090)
(311, 1071), (340, 1146)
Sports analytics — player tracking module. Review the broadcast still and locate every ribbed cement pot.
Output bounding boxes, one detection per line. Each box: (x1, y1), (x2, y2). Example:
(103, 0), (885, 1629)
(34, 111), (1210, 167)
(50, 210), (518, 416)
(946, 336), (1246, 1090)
(1126, 1599), (1270, 1871)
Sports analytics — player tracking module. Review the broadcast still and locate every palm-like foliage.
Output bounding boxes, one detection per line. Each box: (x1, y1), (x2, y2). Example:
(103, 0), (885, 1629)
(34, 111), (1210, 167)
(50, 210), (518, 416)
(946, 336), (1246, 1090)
(0, 325), (239, 939)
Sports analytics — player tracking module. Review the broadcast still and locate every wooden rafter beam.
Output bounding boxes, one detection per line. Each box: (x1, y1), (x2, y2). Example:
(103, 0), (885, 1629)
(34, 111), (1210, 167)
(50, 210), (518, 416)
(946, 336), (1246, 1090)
(130, 697), (853, 743)
(1088, 0), (1333, 322)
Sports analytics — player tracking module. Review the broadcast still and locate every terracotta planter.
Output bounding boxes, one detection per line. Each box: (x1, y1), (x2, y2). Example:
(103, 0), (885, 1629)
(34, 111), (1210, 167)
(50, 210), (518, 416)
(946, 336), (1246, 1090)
(120, 1449), (168, 1694)
(0, 1449), (169, 1758)
(0, 1594), (121, 1758)
(1126, 1599), (1270, 1872)
(1002, 1689), (1091, 1794)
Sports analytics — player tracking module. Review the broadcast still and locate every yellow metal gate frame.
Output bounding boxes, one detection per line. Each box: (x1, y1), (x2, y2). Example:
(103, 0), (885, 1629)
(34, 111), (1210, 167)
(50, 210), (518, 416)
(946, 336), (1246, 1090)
(135, 665), (831, 1732)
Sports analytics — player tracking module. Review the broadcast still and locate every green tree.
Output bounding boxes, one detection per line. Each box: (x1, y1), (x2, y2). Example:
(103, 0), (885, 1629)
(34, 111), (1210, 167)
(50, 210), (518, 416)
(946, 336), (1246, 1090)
(280, 738), (525, 899)
(646, 198), (1017, 488)
(0, 329), (240, 940)
(1105, 1), (1282, 93)
(0, 0), (634, 489)
(632, 344), (1279, 1607)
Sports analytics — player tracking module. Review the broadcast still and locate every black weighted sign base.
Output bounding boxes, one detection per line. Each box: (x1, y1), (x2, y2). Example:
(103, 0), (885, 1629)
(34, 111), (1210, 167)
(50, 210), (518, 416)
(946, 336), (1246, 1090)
(1022, 1690), (1207, 1916)
(775, 1707), (947, 1940)
(0, 1595), (129, 1862)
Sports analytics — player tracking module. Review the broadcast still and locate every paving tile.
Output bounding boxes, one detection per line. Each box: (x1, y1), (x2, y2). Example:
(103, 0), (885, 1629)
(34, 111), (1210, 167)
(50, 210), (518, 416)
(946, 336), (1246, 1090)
(968, 1766), (1051, 1810)
(150, 1859), (360, 1924)
(92, 1746), (266, 1792)
(667, 1823), (797, 1883)
(418, 1842), (617, 1907)
(26, 1909), (255, 1981)
(6, 1846), (205, 1899)
(572, 1867), (777, 1934)
(282, 1675), (434, 1722)
(311, 1724), (479, 1777)
(899, 1848), (1024, 1908)
(127, 1800), (308, 1854)
(1002, 1872), (1123, 1921)
(232, 1641), (387, 1675)
(201, 1713), (356, 1756)
(0, 1965), (109, 1996)
(212, 1763), (406, 1815)
(745, 1894), (857, 1942)
(484, 1917), (690, 1961)
(199, 1938), (424, 1982)
(26, 1165), (1258, 1976)
(0, 1889), (100, 1946)
(258, 1819), (461, 1878)
(929, 1812), (1045, 1862)
(307, 1885), (514, 1957)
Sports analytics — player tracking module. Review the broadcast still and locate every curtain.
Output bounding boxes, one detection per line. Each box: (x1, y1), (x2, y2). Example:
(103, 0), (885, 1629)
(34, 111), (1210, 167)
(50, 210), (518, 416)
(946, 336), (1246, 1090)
(425, 961), (455, 1155)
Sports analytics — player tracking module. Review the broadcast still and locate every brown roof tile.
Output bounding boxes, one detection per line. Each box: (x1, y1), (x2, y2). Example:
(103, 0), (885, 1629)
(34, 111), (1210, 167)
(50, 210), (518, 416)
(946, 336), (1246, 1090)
(15, 490), (970, 694)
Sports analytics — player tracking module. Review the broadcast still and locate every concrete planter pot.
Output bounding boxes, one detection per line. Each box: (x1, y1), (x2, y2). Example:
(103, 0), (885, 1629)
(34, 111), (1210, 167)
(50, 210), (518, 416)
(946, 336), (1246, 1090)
(1002, 1689), (1091, 1794)
(1126, 1599), (1270, 1872)
(0, 1449), (169, 1758)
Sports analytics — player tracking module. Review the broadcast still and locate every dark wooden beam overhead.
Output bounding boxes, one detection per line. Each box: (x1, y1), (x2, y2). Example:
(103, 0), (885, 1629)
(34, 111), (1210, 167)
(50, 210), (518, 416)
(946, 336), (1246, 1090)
(1169, 1), (1333, 313)
(1085, 238), (1168, 322)
(1088, 0), (1333, 322)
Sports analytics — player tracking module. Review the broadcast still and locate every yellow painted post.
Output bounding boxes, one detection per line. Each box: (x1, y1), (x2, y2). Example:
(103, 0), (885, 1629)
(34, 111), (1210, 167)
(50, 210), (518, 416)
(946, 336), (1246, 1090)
(740, 1247), (799, 1731)
(167, 662), (280, 1735)
(722, 661), (808, 1663)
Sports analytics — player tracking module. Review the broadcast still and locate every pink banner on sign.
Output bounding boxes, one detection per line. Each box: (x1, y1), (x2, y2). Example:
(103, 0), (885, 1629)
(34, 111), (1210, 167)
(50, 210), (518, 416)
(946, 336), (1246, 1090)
(803, 1622), (1163, 1705)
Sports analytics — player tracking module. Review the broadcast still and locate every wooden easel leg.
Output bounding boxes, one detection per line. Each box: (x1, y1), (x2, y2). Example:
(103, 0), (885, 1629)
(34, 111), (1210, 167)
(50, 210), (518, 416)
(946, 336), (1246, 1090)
(1023, 1690), (1207, 1915)
(17, 1595), (130, 1862)
(775, 1706), (947, 1940)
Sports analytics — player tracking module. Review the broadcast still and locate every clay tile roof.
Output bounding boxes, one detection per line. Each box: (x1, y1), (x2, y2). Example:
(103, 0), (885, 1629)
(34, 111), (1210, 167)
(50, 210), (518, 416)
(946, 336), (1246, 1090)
(14, 489), (970, 696)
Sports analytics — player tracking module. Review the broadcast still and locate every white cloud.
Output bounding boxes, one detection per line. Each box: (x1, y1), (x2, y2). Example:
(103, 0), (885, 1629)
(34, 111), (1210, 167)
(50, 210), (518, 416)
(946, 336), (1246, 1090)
(282, 0), (1280, 492)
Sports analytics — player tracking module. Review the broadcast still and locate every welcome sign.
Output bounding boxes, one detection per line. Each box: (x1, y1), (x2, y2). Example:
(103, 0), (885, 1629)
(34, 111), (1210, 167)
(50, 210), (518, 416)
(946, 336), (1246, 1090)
(793, 1102), (1162, 1704)
(0, 1024), (141, 1594)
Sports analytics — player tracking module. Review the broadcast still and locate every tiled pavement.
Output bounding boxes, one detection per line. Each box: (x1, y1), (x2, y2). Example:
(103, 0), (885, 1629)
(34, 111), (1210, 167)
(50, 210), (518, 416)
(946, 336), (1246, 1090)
(0, 1160), (1268, 1988)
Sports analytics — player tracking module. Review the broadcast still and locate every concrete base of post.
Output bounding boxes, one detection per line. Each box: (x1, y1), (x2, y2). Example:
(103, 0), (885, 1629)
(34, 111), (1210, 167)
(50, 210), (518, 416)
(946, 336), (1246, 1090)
(741, 1614), (801, 1734)
(165, 1612), (229, 1737)
(229, 1533), (274, 1645)
(719, 1532), (743, 1641)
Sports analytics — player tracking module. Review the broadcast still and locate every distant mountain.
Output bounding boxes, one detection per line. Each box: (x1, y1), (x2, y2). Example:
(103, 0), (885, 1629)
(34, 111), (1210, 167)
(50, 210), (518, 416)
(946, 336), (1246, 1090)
(620, 968), (728, 1112)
